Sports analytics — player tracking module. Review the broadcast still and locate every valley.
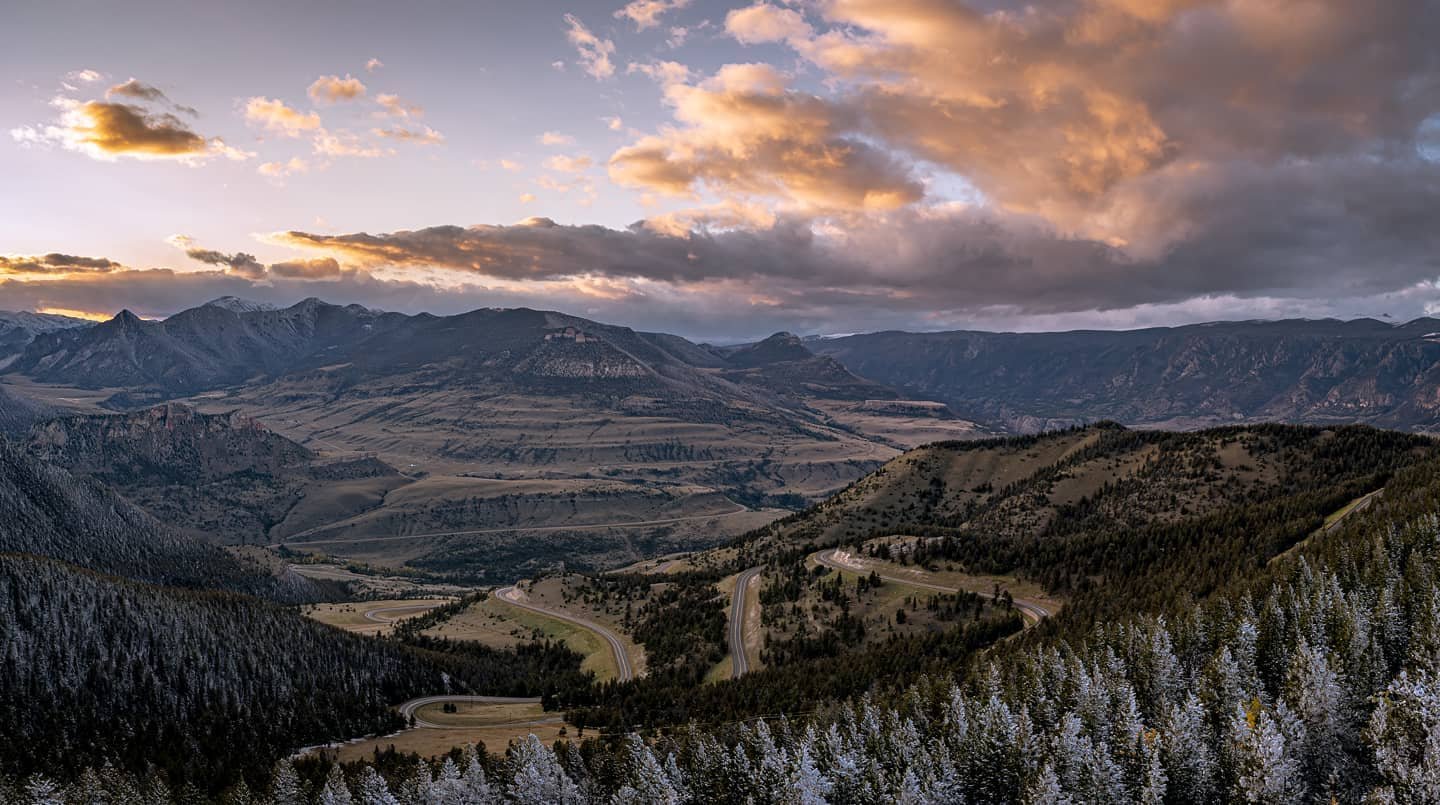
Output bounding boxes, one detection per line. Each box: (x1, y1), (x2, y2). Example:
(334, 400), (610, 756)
(10, 300), (1440, 802)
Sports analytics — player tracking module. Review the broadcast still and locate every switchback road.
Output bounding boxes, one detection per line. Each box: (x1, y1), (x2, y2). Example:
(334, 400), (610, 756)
(729, 566), (762, 677)
(397, 695), (543, 729)
(813, 549), (1053, 627)
(495, 585), (635, 681)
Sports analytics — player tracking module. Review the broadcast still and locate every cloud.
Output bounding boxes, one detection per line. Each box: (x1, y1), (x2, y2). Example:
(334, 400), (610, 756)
(608, 63), (923, 211)
(543, 154), (593, 173)
(11, 157), (1440, 341)
(603, 115), (624, 131)
(313, 130), (389, 158)
(25, 97), (245, 163)
(365, 58), (384, 73)
(258, 157), (309, 178)
(308, 74), (367, 103)
(519, 193), (537, 204)
(107, 78), (199, 116)
(373, 125), (444, 145)
(268, 257), (341, 279)
(627, 60), (691, 86)
(615, 0), (690, 31)
(172, 238), (267, 279)
(731, 0), (1440, 240)
(243, 97), (322, 137)
(0, 253), (120, 276)
(539, 131), (575, 146)
(725, 3), (812, 45)
(564, 14), (616, 80)
(499, 159), (525, 172)
(375, 93), (423, 118)
(105, 78), (165, 103)
(66, 69), (104, 83)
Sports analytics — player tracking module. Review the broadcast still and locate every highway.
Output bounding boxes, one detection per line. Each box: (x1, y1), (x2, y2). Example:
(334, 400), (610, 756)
(495, 585), (635, 681)
(397, 695), (544, 728)
(729, 566), (762, 677)
(362, 602), (446, 624)
(813, 549), (1053, 627)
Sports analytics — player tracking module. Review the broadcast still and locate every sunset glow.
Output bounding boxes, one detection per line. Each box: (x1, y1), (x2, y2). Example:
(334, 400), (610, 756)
(4, 0), (1438, 339)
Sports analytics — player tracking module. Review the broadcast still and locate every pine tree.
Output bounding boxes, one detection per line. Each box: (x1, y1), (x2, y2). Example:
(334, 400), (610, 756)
(1367, 668), (1440, 802)
(270, 760), (304, 805)
(23, 776), (63, 805)
(460, 745), (494, 805)
(356, 767), (401, 805)
(1023, 763), (1069, 805)
(318, 764), (354, 805)
(508, 735), (581, 805)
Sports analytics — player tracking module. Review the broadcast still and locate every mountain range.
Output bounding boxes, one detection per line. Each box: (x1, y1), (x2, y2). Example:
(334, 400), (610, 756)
(13, 301), (1440, 435)
(811, 318), (1440, 432)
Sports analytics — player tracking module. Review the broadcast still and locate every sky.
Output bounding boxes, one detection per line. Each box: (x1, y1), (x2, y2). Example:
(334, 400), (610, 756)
(2, 0), (1439, 340)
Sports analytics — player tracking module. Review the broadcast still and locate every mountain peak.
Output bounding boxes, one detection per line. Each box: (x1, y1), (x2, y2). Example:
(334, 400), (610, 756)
(204, 296), (275, 314)
(725, 331), (814, 368)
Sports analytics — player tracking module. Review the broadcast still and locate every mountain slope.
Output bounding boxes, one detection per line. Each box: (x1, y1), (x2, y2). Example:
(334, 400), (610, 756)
(0, 552), (445, 788)
(0, 386), (54, 435)
(0, 310), (89, 367)
(25, 403), (404, 543)
(813, 318), (1440, 432)
(0, 436), (317, 598)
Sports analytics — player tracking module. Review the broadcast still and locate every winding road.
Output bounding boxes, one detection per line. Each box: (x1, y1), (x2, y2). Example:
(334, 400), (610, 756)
(729, 566), (762, 677)
(397, 695), (545, 728)
(813, 549), (1053, 627)
(495, 585), (635, 682)
(362, 602), (446, 624)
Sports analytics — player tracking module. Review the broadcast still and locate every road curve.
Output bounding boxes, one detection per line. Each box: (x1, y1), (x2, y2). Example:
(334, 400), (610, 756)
(397, 695), (544, 728)
(274, 504), (751, 547)
(495, 586), (635, 682)
(729, 566), (762, 678)
(362, 602), (446, 624)
(813, 549), (1052, 627)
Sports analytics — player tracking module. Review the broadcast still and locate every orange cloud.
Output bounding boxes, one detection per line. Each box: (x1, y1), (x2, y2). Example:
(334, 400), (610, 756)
(543, 154), (593, 173)
(726, 3), (812, 45)
(563, 14), (615, 80)
(608, 63), (922, 211)
(308, 74), (367, 103)
(243, 97), (321, 137)
(376, 93), (423, 118)
(258, 157), (310, 178)
(615, 0), (690, 31)
(27, 98), (246, 163)
(373, 125), (444, 145)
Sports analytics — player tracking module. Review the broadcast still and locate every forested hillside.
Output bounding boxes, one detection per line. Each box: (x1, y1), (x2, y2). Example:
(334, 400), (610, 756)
(0, 438), (313, 598)
(10, 459), (1440, 802)
(0, 554), (449, 791)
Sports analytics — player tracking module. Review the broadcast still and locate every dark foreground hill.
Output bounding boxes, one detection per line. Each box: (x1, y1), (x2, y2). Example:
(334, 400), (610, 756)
(0, 553), (446, 788)
(813, 318), (1440, 432)
(13, 422), (1440, 803)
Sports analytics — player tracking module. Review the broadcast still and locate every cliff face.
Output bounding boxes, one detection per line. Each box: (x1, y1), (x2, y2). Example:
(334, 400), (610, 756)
(814, 319), (1440, 432)
(26, 403), (314, 483)
(21, 404), (399, 544)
